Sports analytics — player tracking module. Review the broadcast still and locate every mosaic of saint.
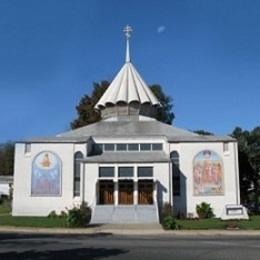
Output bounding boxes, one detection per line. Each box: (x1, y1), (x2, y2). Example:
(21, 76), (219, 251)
(193, 150), (224, 196)
(31, 152), (61, 196)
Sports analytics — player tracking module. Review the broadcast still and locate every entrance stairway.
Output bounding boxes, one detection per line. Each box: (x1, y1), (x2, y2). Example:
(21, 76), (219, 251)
(90, 205), (159, 224)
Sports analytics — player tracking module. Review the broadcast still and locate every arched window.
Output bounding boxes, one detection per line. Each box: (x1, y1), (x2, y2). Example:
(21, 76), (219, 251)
(74, 152), (83, 197)
(170, 151), (180, 196)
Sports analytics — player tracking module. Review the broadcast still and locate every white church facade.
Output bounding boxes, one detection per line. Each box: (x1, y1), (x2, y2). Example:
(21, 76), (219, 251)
(13, 26), (240, 223)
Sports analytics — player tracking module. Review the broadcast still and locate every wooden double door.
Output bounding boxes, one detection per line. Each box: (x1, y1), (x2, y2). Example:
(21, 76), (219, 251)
(119, 181), (133, 204)
(99, 181), (114, 204)
(99, 180), (153, 205)
(138, 180), (153, 204)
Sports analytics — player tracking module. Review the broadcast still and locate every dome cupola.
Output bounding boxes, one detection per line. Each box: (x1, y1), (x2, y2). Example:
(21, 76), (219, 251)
(95, 25), (161, 120)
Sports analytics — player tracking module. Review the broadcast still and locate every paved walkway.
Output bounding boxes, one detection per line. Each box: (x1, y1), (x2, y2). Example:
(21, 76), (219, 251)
(1, 224), (260, 236)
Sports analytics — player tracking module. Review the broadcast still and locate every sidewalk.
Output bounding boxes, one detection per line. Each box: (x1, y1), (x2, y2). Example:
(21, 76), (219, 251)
(1, 224), (260, 236)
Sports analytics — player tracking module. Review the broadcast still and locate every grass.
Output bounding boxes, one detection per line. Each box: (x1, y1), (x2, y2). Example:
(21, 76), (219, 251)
(0, 206), (67, 228)
(0, 215), (67, 228)
(177, 218), (224, 230)
(0, 206), (11, 214)
(0, 205), (260, 229)
(236, 215), (260, 230)
(176, 215), (260, 230)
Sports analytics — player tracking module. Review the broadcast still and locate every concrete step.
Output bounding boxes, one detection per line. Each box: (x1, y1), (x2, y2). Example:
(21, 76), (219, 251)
(90, 205), (114, 224)
(90, 204), (159, 224)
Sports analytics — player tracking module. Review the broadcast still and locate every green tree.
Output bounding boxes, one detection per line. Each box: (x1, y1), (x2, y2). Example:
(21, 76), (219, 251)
(0, 141), (14, 176)
(231, 126), (260, 214)
(70, 81), (109, 129)
(71, 81), (174, 129)
(193, 130), (213, 135)
(149, 84), (174, 125)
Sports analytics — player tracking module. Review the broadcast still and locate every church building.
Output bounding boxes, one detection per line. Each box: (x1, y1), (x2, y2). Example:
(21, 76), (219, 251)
(12, 26), (240, 223)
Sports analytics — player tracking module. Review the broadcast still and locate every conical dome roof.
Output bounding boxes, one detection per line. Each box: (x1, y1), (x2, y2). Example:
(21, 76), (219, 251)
(95, 25), (160, 120)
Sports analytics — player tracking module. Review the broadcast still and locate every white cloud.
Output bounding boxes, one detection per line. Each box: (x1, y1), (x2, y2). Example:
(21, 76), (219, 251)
(157, 26), (166, 33)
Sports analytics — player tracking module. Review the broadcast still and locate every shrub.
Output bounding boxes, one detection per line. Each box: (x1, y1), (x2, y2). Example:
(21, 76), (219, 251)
(0, 195), (11, 207)
(48, 210), (68, 218)
(161, 202), (180, 230)
(48, 210), (58, 218)
(161, 202), (173, 217)
(66, 202), (91, 228)
(59, 210), (68, 218)
(163, 215), (179, 230)
(196, 202), (214, 219)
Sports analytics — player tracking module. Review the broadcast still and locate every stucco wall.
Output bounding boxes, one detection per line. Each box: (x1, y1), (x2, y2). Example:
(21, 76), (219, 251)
(12, 139), (239, 219)
(12, 143), (85, 216)
(170, 141), (239, 218)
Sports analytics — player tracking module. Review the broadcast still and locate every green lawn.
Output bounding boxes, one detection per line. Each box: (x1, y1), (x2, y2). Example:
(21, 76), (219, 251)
(176, 216), (260, 230)
(0, 206), (260, 230)
(0, 206), (11, 214)
(237, 215), (260, 230)
(0, 215), (67, 228)
(177, 218), (224, 230)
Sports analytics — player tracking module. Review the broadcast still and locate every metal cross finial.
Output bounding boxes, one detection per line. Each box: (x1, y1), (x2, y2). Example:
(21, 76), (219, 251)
(124, 25), (132, 62)
(124, 25), (132, 38)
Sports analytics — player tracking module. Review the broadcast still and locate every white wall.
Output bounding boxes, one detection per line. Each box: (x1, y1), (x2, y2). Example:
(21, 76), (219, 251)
(170, 141), (240, 218)
(84, 163), (98, 207)
(12, 143), (86, 216)
(12, 139), (239, 219)
(153, 163), (171, 206)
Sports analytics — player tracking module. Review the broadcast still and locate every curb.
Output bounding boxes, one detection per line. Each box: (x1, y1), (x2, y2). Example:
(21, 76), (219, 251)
(1, 226), (260, 236)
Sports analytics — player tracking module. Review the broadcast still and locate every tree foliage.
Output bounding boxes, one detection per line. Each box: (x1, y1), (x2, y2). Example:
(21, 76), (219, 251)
(193, 130), (213, 135)
(0, 142), (14, 175)
(231, 126), (260, 213)
(70, 81), (109, 129)
(70, 81), (174, 129)
(149, 84), (174, 125)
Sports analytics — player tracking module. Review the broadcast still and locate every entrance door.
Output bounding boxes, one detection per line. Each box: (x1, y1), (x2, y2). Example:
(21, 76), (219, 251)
(119, 181), (133, 204)
(99, 181), (114, 204)
(138, 180), (153, 204)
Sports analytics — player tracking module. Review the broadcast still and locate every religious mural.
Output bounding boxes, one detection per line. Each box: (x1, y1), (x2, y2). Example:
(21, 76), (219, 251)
(31, 151), (61, 196)
(193, 150), (224, 196)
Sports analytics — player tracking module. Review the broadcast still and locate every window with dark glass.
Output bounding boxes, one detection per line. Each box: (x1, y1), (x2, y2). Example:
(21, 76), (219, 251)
(25, 143), (31, 154)
(116, 144), (127, 151)
(99, 167), (115, 177)
(74, 152), (83, 197)
(223, 142), (229, 152)
(171, 151), (180, 196)
(140, 144), (151, 151)
(118, 167), (134, 177)
(128, 143), (139, 151)
(152, 143), (163, 151)
(97, 143), (103, 151)
(104, 144), (115, 151)
(138, 167), (153, 177)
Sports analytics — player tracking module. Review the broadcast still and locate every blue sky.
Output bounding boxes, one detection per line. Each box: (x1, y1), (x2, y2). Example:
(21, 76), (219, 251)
(0, 0), (259, 143)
